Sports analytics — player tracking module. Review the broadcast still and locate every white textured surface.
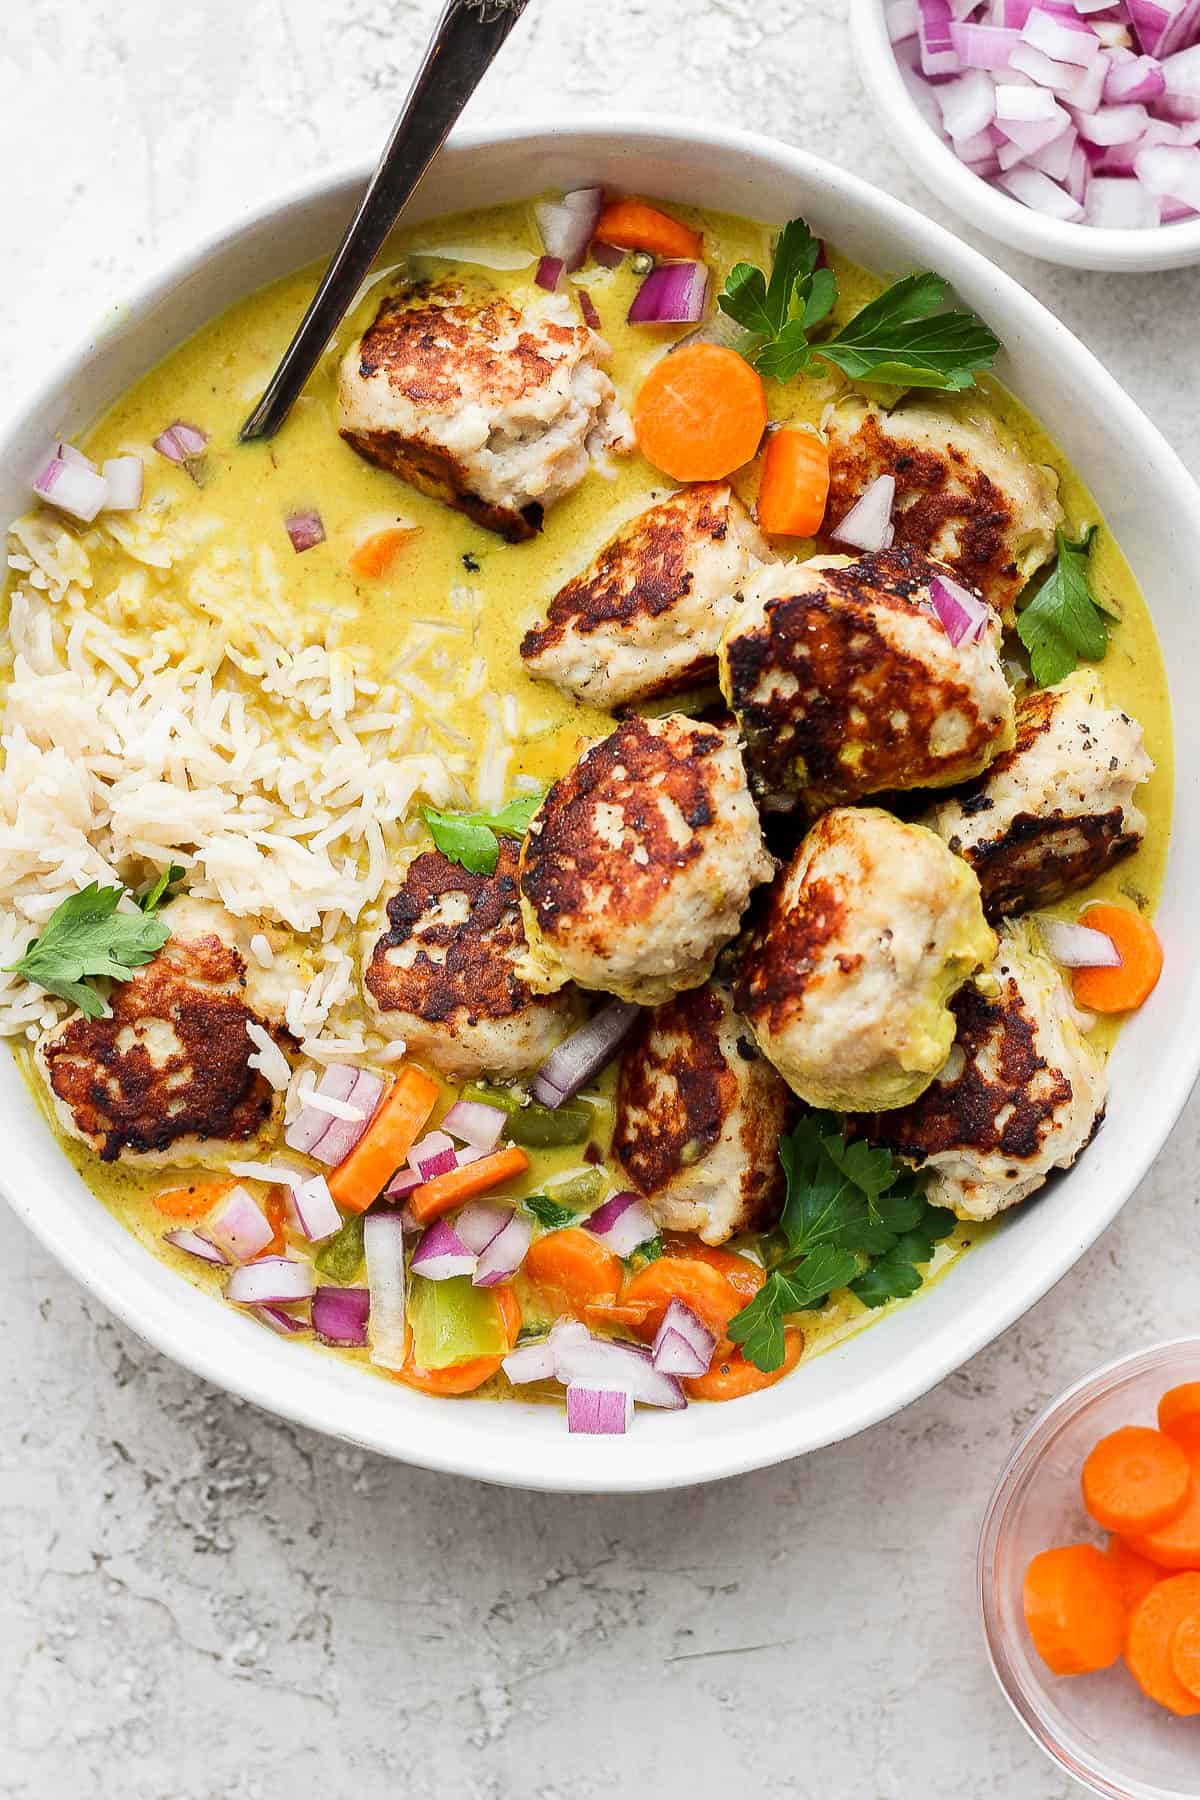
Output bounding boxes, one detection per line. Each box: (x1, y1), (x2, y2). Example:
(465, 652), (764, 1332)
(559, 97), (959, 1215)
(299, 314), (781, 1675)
(3, 3), (1199, 1794)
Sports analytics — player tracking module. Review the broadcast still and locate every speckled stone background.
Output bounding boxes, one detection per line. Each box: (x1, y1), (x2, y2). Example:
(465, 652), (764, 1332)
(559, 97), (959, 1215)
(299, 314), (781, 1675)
(3, 4), (1199, 1795)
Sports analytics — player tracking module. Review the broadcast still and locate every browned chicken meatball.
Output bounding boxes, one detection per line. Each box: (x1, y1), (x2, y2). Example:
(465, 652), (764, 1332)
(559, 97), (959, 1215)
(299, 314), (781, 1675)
(613, 982), (792, 1245)
(363, 841), (579, 1079)
(338, 280), (630, 541)
(719, 545), (1014, 813)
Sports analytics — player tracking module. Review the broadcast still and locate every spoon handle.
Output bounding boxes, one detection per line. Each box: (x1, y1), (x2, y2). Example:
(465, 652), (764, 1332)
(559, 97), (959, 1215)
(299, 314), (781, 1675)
(240, 0), (532, 442)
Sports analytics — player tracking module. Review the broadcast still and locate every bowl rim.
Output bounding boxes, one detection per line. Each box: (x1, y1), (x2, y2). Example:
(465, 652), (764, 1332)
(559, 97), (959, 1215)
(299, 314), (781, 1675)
(2, 112), (1198, 1492)
(849, 0), (1200, 273)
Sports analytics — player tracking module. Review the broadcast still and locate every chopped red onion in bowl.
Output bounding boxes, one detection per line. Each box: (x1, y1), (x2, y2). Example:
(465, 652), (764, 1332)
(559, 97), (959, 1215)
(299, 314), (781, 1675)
(535, 255), (565, 292)
(312, 1285), (370, 1346)
(831, 473), (897, 551)
(291, 1173), (341, 1243)
(532, 1000), (641, 1108)
(502, 1338), (558, 1383)
(408, 1130), (459, 1183)
(285, 509), (325, 554)
(32, 450), (109, 522)
(226, 1256), (316, 1306)
(163, 1227), (229, 1266)
(454, 1201), (514, 1254)
(1034, 915), (1123, 966)
(534, 186), (604, 272)
(651, 1301), (717, 1377)
(585, 1191), (658, 1259)
(101, 455), (144, 512)
(410, 1219), (477, 1281)
(441, 1097), (507, 1153)
(253, 1304), (310, 1336)
(627, 261), (710, 326)
(473, 1214), (532, 1288)
(202, 1184), (274, 1262)
(566, 1384), (634, 1435)
(929, 573), (992, 645)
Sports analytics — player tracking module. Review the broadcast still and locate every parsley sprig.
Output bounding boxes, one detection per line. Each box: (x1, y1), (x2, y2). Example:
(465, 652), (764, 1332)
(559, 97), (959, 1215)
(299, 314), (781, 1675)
(5, 880), (176, 1019)
(718, 219), (1000, 391)
(1017, 526), (1117, 688)
(727, 1115), (957, 1372)
(423, 792), (544, 876)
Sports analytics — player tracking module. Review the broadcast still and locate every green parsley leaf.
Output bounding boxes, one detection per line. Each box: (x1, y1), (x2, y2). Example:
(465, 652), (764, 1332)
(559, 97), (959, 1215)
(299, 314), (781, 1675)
(1016, 527), (1110, 688)
(817, 273), (1000, 392)
(422, 791), (544, 876)
(4, 881), (171, 1018)
(521, 1194), (579, 1232)
(850, 1204), (957, 1308)
(136, 863), (186, 914)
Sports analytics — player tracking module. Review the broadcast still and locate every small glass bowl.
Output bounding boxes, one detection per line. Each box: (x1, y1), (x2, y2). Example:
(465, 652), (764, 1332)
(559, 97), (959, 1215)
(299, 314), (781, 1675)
(980, 1338), (1200, 1800)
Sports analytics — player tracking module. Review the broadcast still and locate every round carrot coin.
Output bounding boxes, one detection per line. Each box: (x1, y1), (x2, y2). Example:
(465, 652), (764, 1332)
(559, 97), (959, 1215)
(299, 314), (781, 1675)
(1126, 1573), (1200, 1715)
(683, 1328), (804, 1401)
(1159, 1384), (1200, 1459)
(621, 1255), (744, 1343)
(660, 1236), (766, 1306)
(1022, 1544), (1125, 1676)
(633, 344), (767, 482)
(1171, 1612), (1200, 1699)
(1081, 1426), (1190, 1534)
(523, 1228), (622, 1319)
(1126, 1458), (1200, 1570)
(1072, 903), (1162, 1014)
(1105, 1536), (1162, 1615)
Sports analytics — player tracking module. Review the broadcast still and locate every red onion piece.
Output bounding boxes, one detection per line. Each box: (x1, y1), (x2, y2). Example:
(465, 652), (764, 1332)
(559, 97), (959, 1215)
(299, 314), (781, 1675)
(998, 163), (1086, 216)
(410, 1219), (477, 1281)
(253, 1304), (309, 1336)
(566, 1384), (634, 1434)
(163, 1227), (229, 1265)
(473, 1214), (532, 1287)
(950, 20), (1020, 65)
(292, 1173), (341, 1243)
(57, 441), (97, 472)
(409, 1130), (459, 1182)
(1106, 51), (1168, 99)
(307, 1069), (386, 1167)
(1077, 101), (1151, 140)
(1036, 915), (1123, 966)
(585, 1191), (658, 1260)
(939, 66), (997, 135)
(285, 1064), (356, 1155)
(32, 451), (109, 523)
(1087, 172), (1164, 218)
(651, 1300), (717, 1377)
(226, 1257), (316, 1306)
(576, 286), (602, 329)
(919, 0), (962, 73)
(549, 1324), (686, 1410)
(364, 1213), (407, 1370)
(1136, 140), (1200, 199)
(502, 1338), (557, 1383)
(627, 261), (709, 326)
(312, 1285), (370, 1345)
(532, 1000), (641, 1109)
(441, 1098), (507, 1153)
(153, 421), (209, 479)
(1162, 43), (1200, 117)
(591, 239), (625, 269)
(454, 1201), (513, 1254)
(102, 455), (144, 512)
(385, 1166), (422, 1200)
(202, 1184), (274, 1262)
(535, 187), (605, 273)
(1023, 6), (1101, 59)
(831, 474), (897, 551)
(285, 509), (325, 554)
(929, 573), (993, 645)
(535, 255), (565, 292)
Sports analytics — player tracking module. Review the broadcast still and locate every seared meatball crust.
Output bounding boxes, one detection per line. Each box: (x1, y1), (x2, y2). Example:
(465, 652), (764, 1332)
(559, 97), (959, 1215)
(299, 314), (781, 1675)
(613, 982), (792, 1245)
(720, 545), (1014, 813)
(363, 841), (578, 1079)
(518, 714), (773, 1006)
(520, 482), (772, 709)
(926, 670), (1153, 921)
(824, 398), (1063, 621)
(860, 931), (1106, 1220)
(338, 280), (629, 542)
(36, 903), (292, 1166)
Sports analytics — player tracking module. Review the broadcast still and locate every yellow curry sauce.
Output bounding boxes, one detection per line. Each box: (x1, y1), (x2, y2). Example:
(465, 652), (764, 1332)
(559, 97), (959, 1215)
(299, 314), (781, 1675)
(13, 196), (1174, 1383)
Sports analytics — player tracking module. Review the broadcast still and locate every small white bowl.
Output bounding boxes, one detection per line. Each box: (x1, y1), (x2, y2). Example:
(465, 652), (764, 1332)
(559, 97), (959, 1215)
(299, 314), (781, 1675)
(850, 0), (1200, 271)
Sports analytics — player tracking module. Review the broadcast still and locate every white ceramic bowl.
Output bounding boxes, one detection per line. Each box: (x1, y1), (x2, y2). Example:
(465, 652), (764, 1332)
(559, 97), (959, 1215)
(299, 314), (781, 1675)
(850, 0), (1200, 272)
(2, 118), (1198, 1493)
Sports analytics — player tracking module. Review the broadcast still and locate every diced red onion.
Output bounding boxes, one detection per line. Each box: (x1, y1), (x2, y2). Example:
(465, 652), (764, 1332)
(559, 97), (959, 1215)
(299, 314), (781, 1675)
(651, 1300), (717, 1377)
(535, 255), (565, 292)
(410, 1219), (477, 1281)
(535, 186), (604, 272)
(226, 1257), (316, 1306)
(951, 20), (1020, 65)
(441, 1097), (507, 1153)
(101, 455), (144, 512)
(1027, 123), (1081, 178)
(929, 573), (993, 645)
(57, 441), (97, 472)
(627, 261), (710, 326)
(1163, 0), (1200, 57)
(1023, 5), (1101, 57)
(939, 66), (998, 135)
(566, 1384), (634, 1434)
(831, 474), (897, 551)
(1135, 141), (1200, 201)
(32, 450), (109, 522)
(548, 1323), (686, 1410)
(409, 1130), (459, 1182)
(363, 1212), (407, 1370)
(1087, 171), (1164, 216)
(576, 286), (602, 330)
(285, 1063), (356, 1155)
(585, 1191), (659, 1259)
(253, 1304), (309, 1336)
(153, 421), (208, 475)
(1128, 0), (1173, 55)
(473, 1214), (532, 1288)
(532, 1000), (640, 1109)
(1036, 915), (1124, 965)
(306, 1069), (386, 1167)
(202, 1184), (274, 1262)
(999, 115), (1072, 159)
(285, 509), (325, 554)
(998, 162), (1087, 214)
(385, 1165), (422, 1200)
(291, 1173), (341, 1243)
(312, 1285), (370, 1345)
(1106, 50), (1168, 98)
(502, 1338), (558, 1383)
(1162, 43), (1200, 116)
(997, 79), (1067, 119)
(590, 239), (625, 269)
(163, 1227), (229, 1265)
(454, 1201), (513, 1254)
(1076, 100), (1151, 139)
(1068, 136), (1093, 199)
(920, 0), (963, 73)
(957, 122), (1006, 159)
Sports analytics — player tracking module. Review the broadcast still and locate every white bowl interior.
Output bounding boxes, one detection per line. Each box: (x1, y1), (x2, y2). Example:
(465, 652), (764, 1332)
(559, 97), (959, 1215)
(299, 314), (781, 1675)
(2, 120), (1198, 1492)
(850, 0), (1200, 273)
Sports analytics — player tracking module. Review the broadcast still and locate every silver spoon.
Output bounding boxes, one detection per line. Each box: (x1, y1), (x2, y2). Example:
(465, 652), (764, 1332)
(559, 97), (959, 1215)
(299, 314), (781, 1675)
(240, 0), (533, 443)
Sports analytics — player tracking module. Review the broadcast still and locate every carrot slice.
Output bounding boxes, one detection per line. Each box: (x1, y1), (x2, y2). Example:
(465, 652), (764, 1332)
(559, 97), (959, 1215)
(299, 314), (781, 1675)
(594, 198), (703, 262)
(633, 344), (767, 482)
(1158, 1384), (1200, 1458)
(328, 1065), (439, 1213)
(1072, 904), (1163, 1014)
(1082, 1426), (1190, 1534)
(1106, 1536), (1163, 1615)
(394, 1285), (521, 1396)
(683, 1328), (804, 1401)
(621, 1256), (745, 1344)
(1127, 1456), (1200, 1569)
(408, 1144), (531, 1226)
(348, 525), (419, 579)
(660, 1236), (766, 1306)
(756, 429), (830, 536)
(1022, 1544), (1125, 1676)
(258, 1188), (290, 1259)
(1171, 1612), (1200, 1698)
(524, 1227), (622, 1318)
(151, 1178), (234, 1221)
(1126, 1573), (1200, 1714)
(583, 1300), (654, 1331)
